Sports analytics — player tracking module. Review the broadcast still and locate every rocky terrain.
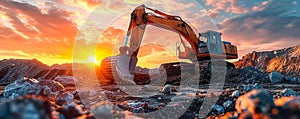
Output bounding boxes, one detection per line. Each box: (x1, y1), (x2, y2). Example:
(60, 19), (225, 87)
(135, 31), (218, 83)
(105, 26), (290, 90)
(234, 45), (300, 77)
(0, 59), (72, 86)
(0, 45), (299, 119)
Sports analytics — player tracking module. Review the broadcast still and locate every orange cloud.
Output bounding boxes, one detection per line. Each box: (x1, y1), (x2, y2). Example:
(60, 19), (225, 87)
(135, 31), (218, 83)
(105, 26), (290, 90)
(0, 0), (78, 65)
(56, 0), (102, 11)
(137, 43), (166, 57)
(137, 43), (179, 68)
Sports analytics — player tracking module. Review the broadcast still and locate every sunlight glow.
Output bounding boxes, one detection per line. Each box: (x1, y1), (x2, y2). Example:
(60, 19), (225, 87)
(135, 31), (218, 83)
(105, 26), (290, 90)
(88, 56), (96, 63)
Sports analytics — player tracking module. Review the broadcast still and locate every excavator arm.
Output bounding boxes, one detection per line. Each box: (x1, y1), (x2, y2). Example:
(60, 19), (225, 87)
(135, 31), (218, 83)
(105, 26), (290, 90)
(123, 4), (199, 74)
(125, 4), (199, 55)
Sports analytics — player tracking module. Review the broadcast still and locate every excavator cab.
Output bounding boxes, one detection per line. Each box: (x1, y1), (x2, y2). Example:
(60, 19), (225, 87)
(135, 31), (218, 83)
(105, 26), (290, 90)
(197, 30), (237, 60)
(199, 31), (223, 55)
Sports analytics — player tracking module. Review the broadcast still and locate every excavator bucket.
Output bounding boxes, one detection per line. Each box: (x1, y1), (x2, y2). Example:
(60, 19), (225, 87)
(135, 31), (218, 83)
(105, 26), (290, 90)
(99, 53), (137, 84)
(115, 54), (131, 77)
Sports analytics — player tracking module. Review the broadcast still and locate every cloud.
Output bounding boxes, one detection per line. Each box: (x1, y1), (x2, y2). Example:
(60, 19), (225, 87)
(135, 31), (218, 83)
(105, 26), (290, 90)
(205, 0), (250, 14)
(0, 0), (78, 64)
(0, 50), (30, 58)
(55, 0), (102, 11)
(137, 43), (168, 57)
(137, 43), (179, 68)
(100, 27), (125, 43)
(208, 9), (220, 18)
(218, 0), (300, 57)
(252, 1), (269, 12)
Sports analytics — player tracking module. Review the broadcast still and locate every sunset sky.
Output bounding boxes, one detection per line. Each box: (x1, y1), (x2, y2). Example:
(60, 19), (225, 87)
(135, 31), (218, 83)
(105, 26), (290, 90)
(0, 0), (299, 68)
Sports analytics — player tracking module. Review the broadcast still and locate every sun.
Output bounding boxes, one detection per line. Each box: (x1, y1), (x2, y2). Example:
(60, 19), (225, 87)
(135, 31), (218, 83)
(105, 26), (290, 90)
(88, 56), (96, 63)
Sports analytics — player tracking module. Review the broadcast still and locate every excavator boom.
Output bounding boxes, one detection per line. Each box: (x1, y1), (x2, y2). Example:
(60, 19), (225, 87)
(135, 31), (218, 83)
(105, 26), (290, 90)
(122, 4), (201, 74)
(125, 5), (199, 56)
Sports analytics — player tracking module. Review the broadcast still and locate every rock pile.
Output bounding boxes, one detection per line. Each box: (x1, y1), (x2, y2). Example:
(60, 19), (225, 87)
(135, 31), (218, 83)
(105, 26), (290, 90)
(234, 45), (300, 78)
(209, 89), (300, 119)
(0, 59), (72, 86)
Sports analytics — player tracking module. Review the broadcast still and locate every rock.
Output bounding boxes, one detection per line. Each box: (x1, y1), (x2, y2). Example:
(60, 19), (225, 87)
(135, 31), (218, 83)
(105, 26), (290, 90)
(54, 75), (76, 87)
(57, 102), (83, 119)
(238, 66), (270, 83)
(0, 59), (46, 85)
(235, 89), (275, 115)
(92, 100), (143, 119)
(234, 45), (300, 78)
(128, 101), (143, 108)
(245, 83), (263, 92)
(274, 96), (297, 107)
(223, 100), (233, 109)
(38, 80), (65, 92)
(269, 71), (283, 83)
(56, 92), (74, 105)
(284, 77), (298, 83)
(0, 95), (52, 119)
(236, 84), (246, 91)
(4, 77), (64, 99)
(291, 77), (298, 82)
(9, 93), (20, 99)
(252, 83), (262, 89)
(231, 90), (240, 97)
(38, 80), (65, 100)
(161, 84), (172, 94)
(157, 97), (162, 100)
(211, 104), (225, 114)
(4, 77), (41, 98)
(91, 101), (113, 119)
(280, 88), (297, 97)
(133, 107), (144, 113)
(245, 85), (253, 92)
(281, 97), (300, 109)
(0, 59), (73, 85)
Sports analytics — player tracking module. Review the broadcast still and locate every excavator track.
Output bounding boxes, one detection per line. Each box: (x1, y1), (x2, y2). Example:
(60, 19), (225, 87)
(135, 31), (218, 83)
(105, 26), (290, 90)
(159, 61), (235, 77)
(159, 62), (195, 77)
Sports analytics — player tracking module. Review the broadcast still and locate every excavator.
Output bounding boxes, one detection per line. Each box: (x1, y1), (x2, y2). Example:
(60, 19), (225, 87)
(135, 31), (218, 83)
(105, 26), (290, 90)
(99, 5), (238, 83)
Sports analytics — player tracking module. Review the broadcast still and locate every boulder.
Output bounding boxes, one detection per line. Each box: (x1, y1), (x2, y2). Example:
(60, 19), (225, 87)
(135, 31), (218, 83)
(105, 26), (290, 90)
(161, 84), (172, 94)
(211, 104), (225, 114)
(274, 96), (297, 107)
(240, 66), (270, 83)
(269, 71), (283, 83)
(4, 77), (42, 98)
(235, 89), (275, 115)
(4, 77), (64, 99)
(280, 88), (298, 97)
(231, 90), (240, 97)
(0, 95), (52, 119)
(223, 100), (233, 109)
(56, 92), (74, 105)
(281, 97), (300, 109)
(38, 80), (64, 92)
(245, 83), (263, 92)
(54, 75), (76, 87)
(236, 84), (246, 91)
(56, 102), (84, 119)
(91, 101), (113, 118)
